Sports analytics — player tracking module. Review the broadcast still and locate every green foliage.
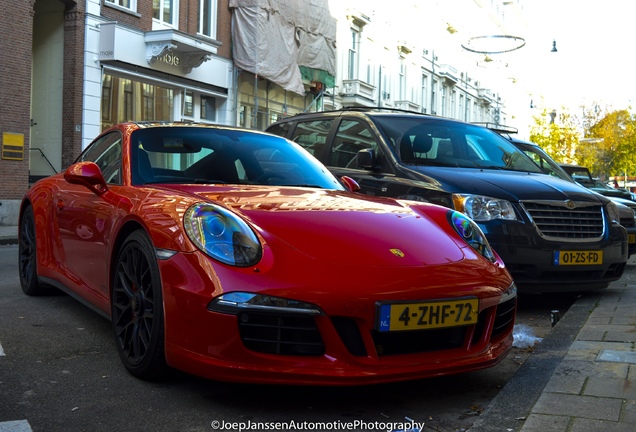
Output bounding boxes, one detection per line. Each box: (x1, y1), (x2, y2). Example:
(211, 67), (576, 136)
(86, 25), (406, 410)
(586, 110), (636, 179)
(529, 108), (579, 164)
(530, 106), (636, 180)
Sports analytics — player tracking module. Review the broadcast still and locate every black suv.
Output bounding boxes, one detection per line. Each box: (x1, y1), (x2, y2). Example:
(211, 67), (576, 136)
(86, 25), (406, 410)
(560, 164), (635, 202)
(266, 108), (628, 292)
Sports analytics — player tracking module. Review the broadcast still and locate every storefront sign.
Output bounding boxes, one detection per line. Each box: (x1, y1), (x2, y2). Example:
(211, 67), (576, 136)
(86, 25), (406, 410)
(2, 132), (25, 161)
(156, 53), (180, 67)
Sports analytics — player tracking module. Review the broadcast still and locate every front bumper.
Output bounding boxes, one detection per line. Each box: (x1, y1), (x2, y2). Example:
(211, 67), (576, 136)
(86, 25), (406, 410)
(483, 220), (627, 292)
(157, 251), (517, 385)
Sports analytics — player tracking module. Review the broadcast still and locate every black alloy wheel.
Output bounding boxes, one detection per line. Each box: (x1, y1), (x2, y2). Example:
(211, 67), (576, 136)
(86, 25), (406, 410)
(111, 229), (167, 379)
(18, 206), (45, 295)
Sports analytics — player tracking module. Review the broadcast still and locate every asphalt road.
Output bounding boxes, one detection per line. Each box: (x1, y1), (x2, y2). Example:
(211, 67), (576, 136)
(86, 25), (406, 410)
(0, 244), (575, 432)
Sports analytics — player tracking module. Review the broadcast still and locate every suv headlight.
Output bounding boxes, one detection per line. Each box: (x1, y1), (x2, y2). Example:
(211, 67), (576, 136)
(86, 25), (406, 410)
(449, 211), (496, 262)
(184, 202), (262, 267)
(452, 194), (517, 221)
(605, 200), (620, 223)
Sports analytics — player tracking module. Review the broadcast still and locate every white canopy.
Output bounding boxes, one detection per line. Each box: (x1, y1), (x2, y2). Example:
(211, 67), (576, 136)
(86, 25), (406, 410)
(230, 0), (336, 95)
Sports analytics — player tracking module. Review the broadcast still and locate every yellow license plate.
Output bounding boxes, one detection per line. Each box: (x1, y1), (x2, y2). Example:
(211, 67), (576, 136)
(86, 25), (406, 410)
(377, 298), (479, 332)
(629, 234), (636, 244)
(553, 250), (603, 265)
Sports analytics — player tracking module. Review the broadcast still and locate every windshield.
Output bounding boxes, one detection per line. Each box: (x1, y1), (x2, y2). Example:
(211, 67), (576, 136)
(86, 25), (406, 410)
(130, 127), (343, 189)
(515, 143), (574, 182)
(371, 116), (543, 173)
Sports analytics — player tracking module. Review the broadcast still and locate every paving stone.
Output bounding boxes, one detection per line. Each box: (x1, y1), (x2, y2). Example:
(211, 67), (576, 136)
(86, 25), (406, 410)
(542, 373), (585, 394)
(532, 393), (622, 421)
(584, 376), (636, 399)
(554, 359), (629, 379)
(597, 350), (636, 364)
(570, 418), (635, 432)
(564, 341), (632, 362)
(587, 317), (611, 325)
(628, 365), (636, 381)
(604, 330), (636, 343)
(519, 414), (570, 432)
(611, 317), (636, 326)
(590, 307), (619, 318)
(621, 399), (636, 424)
(576, 328), (606, 341)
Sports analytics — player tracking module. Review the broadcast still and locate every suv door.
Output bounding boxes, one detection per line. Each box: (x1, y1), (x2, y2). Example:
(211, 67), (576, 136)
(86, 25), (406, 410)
(270, 116), (450, 206)
(326, 117), (398, 198)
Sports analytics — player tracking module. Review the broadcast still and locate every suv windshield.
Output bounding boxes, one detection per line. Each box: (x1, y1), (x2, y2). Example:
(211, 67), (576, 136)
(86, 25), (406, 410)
(371, 116), (543, 173)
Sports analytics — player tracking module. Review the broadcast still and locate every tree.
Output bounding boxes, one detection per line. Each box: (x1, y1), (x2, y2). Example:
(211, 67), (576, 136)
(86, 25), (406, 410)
(529, 108), (580, 164)
(585, 110), (636, 181)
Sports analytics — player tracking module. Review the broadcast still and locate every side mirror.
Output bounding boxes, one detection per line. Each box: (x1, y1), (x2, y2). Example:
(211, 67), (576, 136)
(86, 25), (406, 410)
(340, 176), (361, 192)
(64, 162), (108, 195)
(356, 148), (375, 169)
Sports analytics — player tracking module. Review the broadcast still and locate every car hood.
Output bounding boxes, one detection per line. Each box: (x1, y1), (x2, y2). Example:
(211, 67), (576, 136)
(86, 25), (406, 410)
(410, 166), (605, 203)
(166, 185), (467, 266)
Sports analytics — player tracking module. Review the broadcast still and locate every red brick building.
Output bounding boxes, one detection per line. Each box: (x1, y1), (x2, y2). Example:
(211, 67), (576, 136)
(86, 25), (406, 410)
(0, 0), (233, 224)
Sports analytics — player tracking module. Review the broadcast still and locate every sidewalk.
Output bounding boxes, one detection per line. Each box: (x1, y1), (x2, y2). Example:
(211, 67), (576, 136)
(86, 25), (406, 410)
(471, 256), (636, 431)
(0, 225), (17, 245)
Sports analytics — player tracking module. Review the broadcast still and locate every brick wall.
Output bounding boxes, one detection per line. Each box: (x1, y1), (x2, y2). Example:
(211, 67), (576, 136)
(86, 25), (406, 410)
(0, 0), (34, 200)
(62, 6), (87, 169)
(217, 0), (231, 59)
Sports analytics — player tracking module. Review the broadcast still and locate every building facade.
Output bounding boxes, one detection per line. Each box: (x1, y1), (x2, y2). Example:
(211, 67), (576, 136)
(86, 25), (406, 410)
(233, 0), (515, 133)
(0, 0), (521, 226)
(0, 0), (233, 224)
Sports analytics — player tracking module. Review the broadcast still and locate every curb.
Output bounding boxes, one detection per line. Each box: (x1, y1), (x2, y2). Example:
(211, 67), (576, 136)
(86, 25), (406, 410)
(468, 293), (600, 431)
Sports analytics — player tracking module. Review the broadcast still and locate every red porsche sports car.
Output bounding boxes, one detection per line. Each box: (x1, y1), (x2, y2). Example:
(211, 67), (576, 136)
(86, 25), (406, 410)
(18, 122), (516, 385)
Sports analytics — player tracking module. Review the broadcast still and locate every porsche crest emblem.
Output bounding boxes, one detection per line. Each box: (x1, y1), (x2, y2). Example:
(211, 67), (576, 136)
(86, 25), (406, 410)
(390, 248), (405, 258)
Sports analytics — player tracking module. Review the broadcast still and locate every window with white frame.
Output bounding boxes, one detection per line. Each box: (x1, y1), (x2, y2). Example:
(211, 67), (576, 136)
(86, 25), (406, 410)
(441, 85), (447, 117)
(153, 0), (179, 28)
(366, 61), (374, 86)
(431, 78), (438, 115)
(420, 73), (428, 113)
(198, 0), (217, 38)
(399, 59), (406, 100)
(105, 0), (137, 10)
(347, 28), (359, 80)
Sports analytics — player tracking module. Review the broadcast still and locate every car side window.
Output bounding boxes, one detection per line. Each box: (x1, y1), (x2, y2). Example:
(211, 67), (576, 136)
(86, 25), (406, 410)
(266, 122), (291, 138)
(77, 131), (123, 185)
(290, 119), (332, 160)
(329, 119), (377, 168)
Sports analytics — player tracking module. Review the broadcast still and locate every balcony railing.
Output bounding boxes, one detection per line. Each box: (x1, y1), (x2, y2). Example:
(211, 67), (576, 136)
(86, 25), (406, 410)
(341, 79), (375, 100)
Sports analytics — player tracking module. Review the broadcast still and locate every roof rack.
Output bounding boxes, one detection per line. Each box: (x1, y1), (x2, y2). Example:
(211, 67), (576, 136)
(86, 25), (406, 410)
(339, 106), (428, 116)
(473, 122), (518, 135)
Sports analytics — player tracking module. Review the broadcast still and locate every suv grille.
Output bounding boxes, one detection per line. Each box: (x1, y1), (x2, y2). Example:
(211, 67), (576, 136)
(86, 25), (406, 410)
(522, 201), (604, 241)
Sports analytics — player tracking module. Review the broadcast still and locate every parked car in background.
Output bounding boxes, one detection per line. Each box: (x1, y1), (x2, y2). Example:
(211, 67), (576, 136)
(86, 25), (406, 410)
(509, 137), (636, 258)
(266, 108), (628, 293)
(18, 122), (517, 385)
(560, 164), (635, 202)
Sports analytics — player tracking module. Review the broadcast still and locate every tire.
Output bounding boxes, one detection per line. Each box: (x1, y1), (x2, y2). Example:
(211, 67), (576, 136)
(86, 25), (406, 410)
(18, 206), (47, 296)
(111, 230), (168, 379)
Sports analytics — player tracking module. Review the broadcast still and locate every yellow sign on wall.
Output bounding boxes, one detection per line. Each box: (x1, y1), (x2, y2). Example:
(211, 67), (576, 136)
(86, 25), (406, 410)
(2, 132), (25, 160)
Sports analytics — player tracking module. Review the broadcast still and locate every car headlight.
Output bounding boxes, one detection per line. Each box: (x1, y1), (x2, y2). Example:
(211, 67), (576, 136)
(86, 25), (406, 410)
(449, 211), (496, 262)
(184, 203), (262, 267)
(208, 292), (324, 316)
(605, 200), (620, 223)
(452, 194), (517, 221)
